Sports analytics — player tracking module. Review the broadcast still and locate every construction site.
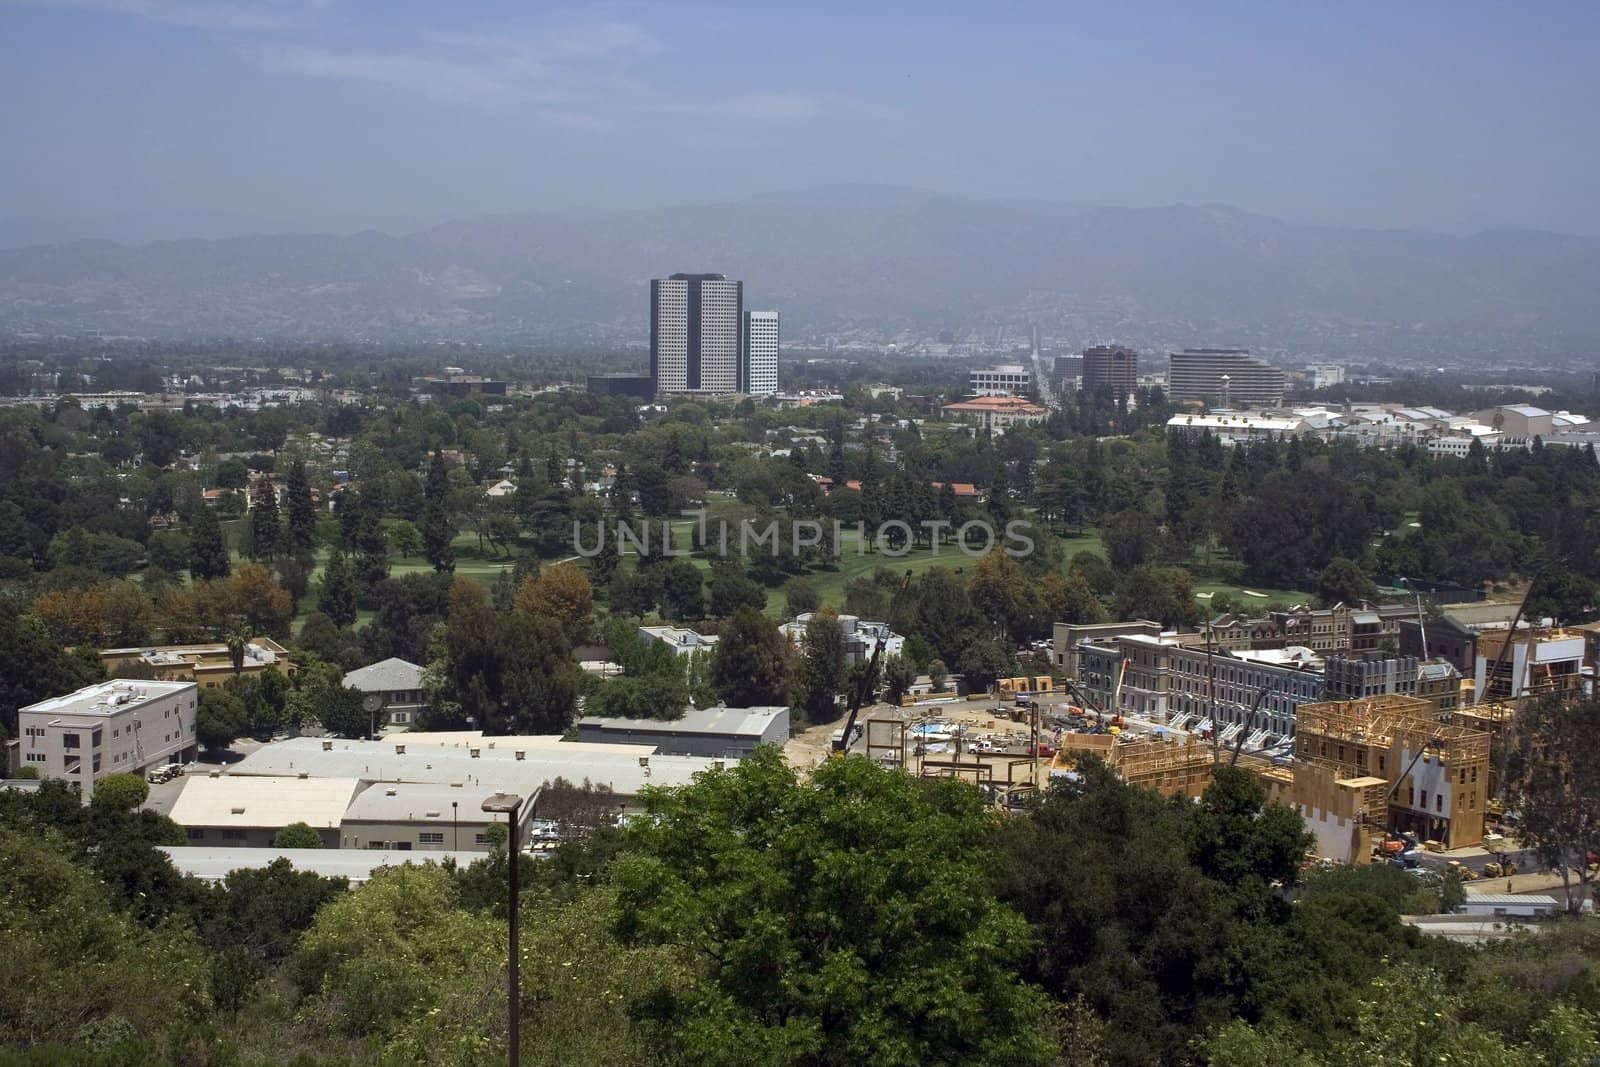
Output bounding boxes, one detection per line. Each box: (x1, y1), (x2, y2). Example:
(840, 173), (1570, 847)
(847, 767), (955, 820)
(1032, 692), (1496, 863)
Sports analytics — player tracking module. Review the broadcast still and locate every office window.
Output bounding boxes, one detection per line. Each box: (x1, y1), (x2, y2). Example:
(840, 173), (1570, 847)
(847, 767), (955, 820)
(187, 828), (204, 840)
(62, 733), (80, 749)
(221, 829), (245, 840)
(419, 832), (444, 844)
(1436, 794), (1444, 813)
(474, 833), (488, 844)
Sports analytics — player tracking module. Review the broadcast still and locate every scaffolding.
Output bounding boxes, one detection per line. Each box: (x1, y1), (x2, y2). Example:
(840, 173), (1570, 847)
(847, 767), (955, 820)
(1294, 695), (1490, 848)
(1108, 736), (1219, 798)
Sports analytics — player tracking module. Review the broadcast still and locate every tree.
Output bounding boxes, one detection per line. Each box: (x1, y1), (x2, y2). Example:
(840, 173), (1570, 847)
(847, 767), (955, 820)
(422, 450), (457, 573)
(1316, 557), (1376, 607)
(928, 658), (949, 693)
(957, 636), (1012, 692)
(429, 578), (578, 734)
(229, 562), (295, 638)
(659, 558), (705, 621)
(90, 771), (148, 812)
(1104, 508), (1160, 571)
(514, 562), (595, 634)
(1040, 569), (1105, 626)
(294, 663), (372, 739)
(189, 504), (231, 580)
(613, 749), (1056, 1067)
(249, 476), (280, 560)
(970, 550), (1038, 644)
(707, 562), (767, 618)
(0, 602), (104, 739)
(882, 653), (917, 704)
(786, 579), (821, 617)
(318, 550), (359, 628)
(0, 831), (211, 1048)
(196, 687), (247, 752)
(587, 531), (620, 589)
(587, 673), (690, 720)
(1505, 694), (1600, 914)
(795, 609), (846, 723)
(709, 606), (793, 708)
(273, 822), (324, 849)
(1116, 564), (1201, 630)
(387, 519), (422, 560)
(285, 458), (318, 553)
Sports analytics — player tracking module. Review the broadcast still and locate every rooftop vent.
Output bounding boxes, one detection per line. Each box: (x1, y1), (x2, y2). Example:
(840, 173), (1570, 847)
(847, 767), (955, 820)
(514, 750), (525, 761)
(395, 744), (406, 755)
(385, 788), (397, 796)
(322, 740), (333, 751)
(230, 806), (245, 815)
(297, 772), (308, 779)
(470, 748), (481, 759)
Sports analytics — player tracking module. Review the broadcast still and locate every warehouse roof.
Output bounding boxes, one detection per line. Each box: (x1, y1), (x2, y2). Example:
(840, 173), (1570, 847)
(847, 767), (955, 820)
(395, 731), (654, 753)
(578, 705), (787, 738)
(169, 774), (360, 830)
(342, 781), (536, 824)
(1459, 894), (1560, 907)
(158, 846), (483, 884)
(226, 736), (727, 795)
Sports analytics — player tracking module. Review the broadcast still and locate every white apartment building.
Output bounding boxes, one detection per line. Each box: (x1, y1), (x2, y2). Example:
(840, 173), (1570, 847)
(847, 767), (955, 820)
(1307, 363), (1345, 390)
(781, 613), (904, 665)
(12, 679), (198, 798)
(639, 625), (720, 657)
(742, 310), (780, 396)
(651, 273), (743, 394)
(969, 364), (1032, 397)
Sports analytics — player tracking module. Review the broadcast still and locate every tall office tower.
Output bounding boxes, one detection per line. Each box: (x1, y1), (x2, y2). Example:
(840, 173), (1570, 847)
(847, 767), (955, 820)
(651, 273), (743, 394)
(1167, 348), (1286, 406)
(1081, 345), (1138, 402)
(742, 310), (780, 395)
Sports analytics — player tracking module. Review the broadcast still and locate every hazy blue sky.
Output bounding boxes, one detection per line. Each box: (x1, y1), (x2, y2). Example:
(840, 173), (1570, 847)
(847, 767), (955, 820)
(2, 0), (1597, 243)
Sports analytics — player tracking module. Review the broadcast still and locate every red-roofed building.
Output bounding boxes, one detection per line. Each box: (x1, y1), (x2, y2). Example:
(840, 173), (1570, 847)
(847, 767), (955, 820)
(942, 395), (1047, 432)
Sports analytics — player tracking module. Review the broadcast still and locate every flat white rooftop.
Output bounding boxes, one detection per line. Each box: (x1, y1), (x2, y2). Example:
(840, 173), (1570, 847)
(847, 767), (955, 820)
(170, 774), (360, 830)
(158, 846), (484, 884)
(227, 736), (730, 795)
(342, 780), (536, 824)
(20, 679), (194, 719)
(579, 705), (787, 738)
(392, 731), (654, 754)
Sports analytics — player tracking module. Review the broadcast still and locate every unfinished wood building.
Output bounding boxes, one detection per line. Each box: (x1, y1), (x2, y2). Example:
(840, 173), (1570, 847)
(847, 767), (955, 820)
(1295, 695), (1489, 848)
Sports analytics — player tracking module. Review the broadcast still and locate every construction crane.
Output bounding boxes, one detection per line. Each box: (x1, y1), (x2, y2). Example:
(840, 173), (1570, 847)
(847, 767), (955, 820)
(831, 572), (914, 757)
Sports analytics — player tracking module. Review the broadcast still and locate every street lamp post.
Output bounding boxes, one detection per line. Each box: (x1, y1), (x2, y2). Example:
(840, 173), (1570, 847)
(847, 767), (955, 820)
(481, 792), (523, 1066)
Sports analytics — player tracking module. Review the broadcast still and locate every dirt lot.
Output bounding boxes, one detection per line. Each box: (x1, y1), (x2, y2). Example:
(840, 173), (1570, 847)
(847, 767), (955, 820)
(783, 695), (1058, 786)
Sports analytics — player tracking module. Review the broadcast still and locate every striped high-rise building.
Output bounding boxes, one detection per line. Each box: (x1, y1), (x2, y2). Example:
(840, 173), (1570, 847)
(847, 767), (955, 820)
(650, 273), (743, 395)
(1168, 348), (1285, 406)
(742, 310), (780, 396)
(1082, 345), (1138, 402)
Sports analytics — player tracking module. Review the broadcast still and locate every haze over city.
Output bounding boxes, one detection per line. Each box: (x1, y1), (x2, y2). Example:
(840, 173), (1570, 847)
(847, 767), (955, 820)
(3, 0), (1599, 245)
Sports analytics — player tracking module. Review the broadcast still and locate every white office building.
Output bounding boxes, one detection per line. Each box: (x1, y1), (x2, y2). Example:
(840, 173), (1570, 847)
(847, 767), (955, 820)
(969, 364), (1032, 397)
(742, 310), (780, 396)
(651, 273), (743, 394)
(11, 679), (198, 799)
(1307, 363), (1346, 390)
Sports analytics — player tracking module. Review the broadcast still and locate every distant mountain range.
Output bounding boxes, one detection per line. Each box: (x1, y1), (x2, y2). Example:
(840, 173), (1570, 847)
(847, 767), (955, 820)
(2, 186), (1598, 360)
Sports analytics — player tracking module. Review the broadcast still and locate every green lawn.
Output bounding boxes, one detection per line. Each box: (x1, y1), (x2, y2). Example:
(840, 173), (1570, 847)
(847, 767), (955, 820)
(1189, 579), (1310, 609)
(774, 539), (985, 617)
